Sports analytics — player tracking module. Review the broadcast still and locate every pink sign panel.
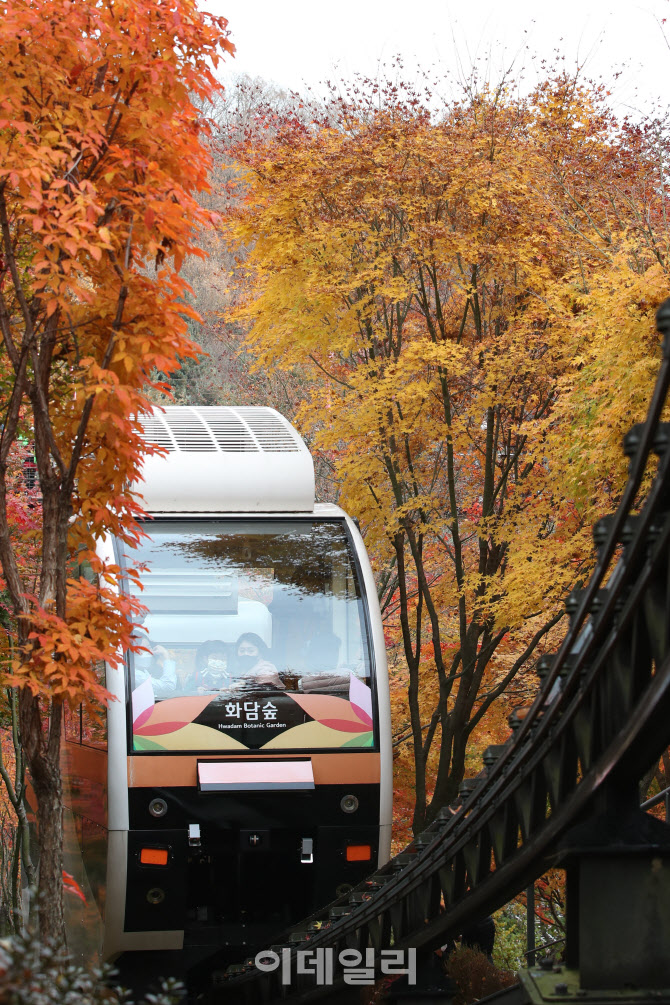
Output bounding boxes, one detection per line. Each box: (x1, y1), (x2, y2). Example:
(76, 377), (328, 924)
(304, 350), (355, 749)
(197, 758), (315, 791)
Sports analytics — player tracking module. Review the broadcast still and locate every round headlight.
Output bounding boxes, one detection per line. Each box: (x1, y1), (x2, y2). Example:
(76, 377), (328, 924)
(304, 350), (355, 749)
(149, 797), (168, 818)
(340, 794), (359, 814)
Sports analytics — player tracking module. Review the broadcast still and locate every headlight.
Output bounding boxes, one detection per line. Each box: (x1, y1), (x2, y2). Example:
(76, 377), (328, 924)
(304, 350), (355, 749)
(149, 797), (168, 818)
(340, 794), (359, 814)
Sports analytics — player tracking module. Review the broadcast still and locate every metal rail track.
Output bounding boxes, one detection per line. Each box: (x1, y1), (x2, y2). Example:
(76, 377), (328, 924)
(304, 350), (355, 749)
(218, 299), (670, 1003)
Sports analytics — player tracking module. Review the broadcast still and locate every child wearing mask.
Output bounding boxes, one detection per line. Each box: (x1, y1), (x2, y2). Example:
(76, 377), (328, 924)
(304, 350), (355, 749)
(193, 640), (232, 693)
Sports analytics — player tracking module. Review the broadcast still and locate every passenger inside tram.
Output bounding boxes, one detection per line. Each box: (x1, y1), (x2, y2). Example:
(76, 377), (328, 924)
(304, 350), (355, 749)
(192, 640), (232, 693)
(297, 629), (349, 692)
(231, 632), (284, 691)
(133, 641), (178, 698)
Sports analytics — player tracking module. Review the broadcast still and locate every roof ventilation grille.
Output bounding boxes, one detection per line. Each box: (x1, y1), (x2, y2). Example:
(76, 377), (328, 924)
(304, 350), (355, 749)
(164, 410), (216, 452)
(236, 407), (301, 453)
(138, 415), (176, 452)
(198, 408), (259, 453)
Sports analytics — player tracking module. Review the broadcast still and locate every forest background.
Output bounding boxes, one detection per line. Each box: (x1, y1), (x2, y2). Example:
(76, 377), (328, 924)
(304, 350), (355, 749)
(175, 65), (670, 956)
(1, 0), (670, 967)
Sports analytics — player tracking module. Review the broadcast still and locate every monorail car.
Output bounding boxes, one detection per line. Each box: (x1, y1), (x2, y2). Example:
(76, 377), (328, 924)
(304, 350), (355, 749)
(61, 406), (392, 969)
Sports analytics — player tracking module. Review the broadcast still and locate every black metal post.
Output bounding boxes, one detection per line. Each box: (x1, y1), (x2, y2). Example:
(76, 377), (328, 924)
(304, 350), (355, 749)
(526, 883), (536, 967)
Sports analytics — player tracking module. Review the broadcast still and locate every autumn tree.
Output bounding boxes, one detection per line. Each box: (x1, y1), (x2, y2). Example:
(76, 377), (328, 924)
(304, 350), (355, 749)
(0, 0), (232, 942)
(167, 76), (325, 413)
(510, 90), (670, 533)
(220, 73), (669, 833)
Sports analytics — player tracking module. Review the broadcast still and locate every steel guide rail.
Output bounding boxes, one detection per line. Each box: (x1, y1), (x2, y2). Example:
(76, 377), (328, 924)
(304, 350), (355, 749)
(218, 300), (670, 1004)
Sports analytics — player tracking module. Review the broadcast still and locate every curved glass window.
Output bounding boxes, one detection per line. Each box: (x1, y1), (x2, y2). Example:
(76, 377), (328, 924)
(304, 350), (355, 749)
(121, 520), (375, 752)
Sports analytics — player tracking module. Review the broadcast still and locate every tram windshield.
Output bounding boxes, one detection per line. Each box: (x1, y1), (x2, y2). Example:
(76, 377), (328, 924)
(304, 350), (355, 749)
(122, 519), (375, 753)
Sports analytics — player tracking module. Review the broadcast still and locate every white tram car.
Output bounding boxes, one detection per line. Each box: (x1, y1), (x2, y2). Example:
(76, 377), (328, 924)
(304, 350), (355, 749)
(61, 406), (392, 969)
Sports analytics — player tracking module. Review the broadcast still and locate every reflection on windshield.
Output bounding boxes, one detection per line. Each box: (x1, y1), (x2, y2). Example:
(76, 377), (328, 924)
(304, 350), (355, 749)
(122, 520), (370, 703)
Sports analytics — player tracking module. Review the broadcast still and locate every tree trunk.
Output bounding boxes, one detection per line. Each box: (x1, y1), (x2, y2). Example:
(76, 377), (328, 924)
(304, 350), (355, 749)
(19, 690), (65, 946)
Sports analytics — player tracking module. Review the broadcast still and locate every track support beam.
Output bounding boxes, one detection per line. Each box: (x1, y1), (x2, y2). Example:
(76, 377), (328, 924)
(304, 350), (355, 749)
(552, 783), (670, 996)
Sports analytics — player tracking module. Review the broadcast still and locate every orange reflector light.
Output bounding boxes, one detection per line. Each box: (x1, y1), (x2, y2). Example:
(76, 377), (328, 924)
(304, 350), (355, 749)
(140, 847), (168, 866)
(346, 844), (372, 862)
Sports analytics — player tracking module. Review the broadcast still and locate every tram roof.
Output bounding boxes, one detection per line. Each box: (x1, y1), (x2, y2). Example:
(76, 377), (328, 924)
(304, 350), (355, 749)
(133, 406), (315, 513)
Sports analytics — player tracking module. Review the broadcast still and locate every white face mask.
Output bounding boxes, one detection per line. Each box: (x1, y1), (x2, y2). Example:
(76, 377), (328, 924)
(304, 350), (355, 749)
(207, 658), (227, 672)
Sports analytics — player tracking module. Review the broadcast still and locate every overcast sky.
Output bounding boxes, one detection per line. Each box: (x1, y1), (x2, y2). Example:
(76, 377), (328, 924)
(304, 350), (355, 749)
(209, 0), (669, 116)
